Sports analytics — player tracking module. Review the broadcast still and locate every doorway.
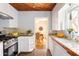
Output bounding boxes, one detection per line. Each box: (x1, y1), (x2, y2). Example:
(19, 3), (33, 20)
(35, 17), (48, 49)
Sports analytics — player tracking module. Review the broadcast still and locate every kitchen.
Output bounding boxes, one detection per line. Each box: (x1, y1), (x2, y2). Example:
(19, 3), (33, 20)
(0, 3), (79, 56)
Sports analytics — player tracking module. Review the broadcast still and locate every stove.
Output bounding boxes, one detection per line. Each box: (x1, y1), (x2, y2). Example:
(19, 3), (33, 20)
(0, 34), (18, 56)
(3, 37), (18, 56)
(4, 38), (18, 49)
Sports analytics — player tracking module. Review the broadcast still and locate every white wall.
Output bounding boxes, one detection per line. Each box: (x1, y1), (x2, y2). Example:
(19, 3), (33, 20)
(0, 3), (18, 29)
(52, 3), (65, 30)
(18, 11), (52, 32)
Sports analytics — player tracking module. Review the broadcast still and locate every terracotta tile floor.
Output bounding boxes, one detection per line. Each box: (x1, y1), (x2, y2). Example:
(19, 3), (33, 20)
(18, 49), (52, 56)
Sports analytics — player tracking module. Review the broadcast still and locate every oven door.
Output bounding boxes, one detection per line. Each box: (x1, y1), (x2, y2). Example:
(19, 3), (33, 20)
(4, 42), (18, 56)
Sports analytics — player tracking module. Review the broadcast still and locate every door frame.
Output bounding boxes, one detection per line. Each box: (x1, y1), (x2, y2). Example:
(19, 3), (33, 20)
(34, 17), (49, 49)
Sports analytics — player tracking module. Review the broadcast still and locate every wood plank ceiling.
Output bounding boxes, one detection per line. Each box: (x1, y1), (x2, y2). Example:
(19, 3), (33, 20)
(10, 3), (56, 11)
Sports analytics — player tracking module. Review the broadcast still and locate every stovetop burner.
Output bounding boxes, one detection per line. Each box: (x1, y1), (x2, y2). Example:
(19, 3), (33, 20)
(0, 34), (13, 41)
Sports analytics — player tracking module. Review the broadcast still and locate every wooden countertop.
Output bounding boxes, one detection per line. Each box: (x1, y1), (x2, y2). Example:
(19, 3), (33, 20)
(19, 35), (33, 36)
(19, 33), (34, 36)
(50, 36), (79, 56)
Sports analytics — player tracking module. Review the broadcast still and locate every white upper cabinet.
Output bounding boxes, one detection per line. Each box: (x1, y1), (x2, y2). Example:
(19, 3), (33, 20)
(0, 4), (18, 20)
(0, 3), (18, 27)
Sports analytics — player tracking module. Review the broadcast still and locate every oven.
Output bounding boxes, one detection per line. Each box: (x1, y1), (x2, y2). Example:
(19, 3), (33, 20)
(3, 38), (18, 56)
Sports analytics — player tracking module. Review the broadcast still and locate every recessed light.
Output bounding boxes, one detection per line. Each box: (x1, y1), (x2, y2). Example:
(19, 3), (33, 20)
(33, 6), (36, 8)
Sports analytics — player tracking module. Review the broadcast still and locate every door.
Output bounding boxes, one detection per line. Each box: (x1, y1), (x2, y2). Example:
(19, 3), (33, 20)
(35, 17), (48, 49)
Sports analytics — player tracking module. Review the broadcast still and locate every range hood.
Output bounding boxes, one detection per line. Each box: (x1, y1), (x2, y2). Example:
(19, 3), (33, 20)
(0, 12), (13, 20)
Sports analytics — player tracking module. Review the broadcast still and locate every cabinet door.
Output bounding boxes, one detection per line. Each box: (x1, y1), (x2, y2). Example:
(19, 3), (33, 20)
(29, 36), (35, 51)
(48, 37), (53, 55)
(18, 37), (29, 53)
(18, 36), (35, 53)
(53, 40), (70, 56)
(0, 42), (3, 56)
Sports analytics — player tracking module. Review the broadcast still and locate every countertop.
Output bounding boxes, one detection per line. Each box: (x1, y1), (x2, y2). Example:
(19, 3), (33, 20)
(19, 34), (33, 36)
(50, 36), (79, 56)
(0, 34), (34, 42)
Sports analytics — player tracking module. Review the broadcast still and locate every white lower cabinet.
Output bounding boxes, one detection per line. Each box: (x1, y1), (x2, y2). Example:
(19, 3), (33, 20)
(53, 40), (70, 56)
(48, 37), (54, 55)
(0, 42), (3, 56)
(49, 37), (70, 56)
(18, 36), (35, 53)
